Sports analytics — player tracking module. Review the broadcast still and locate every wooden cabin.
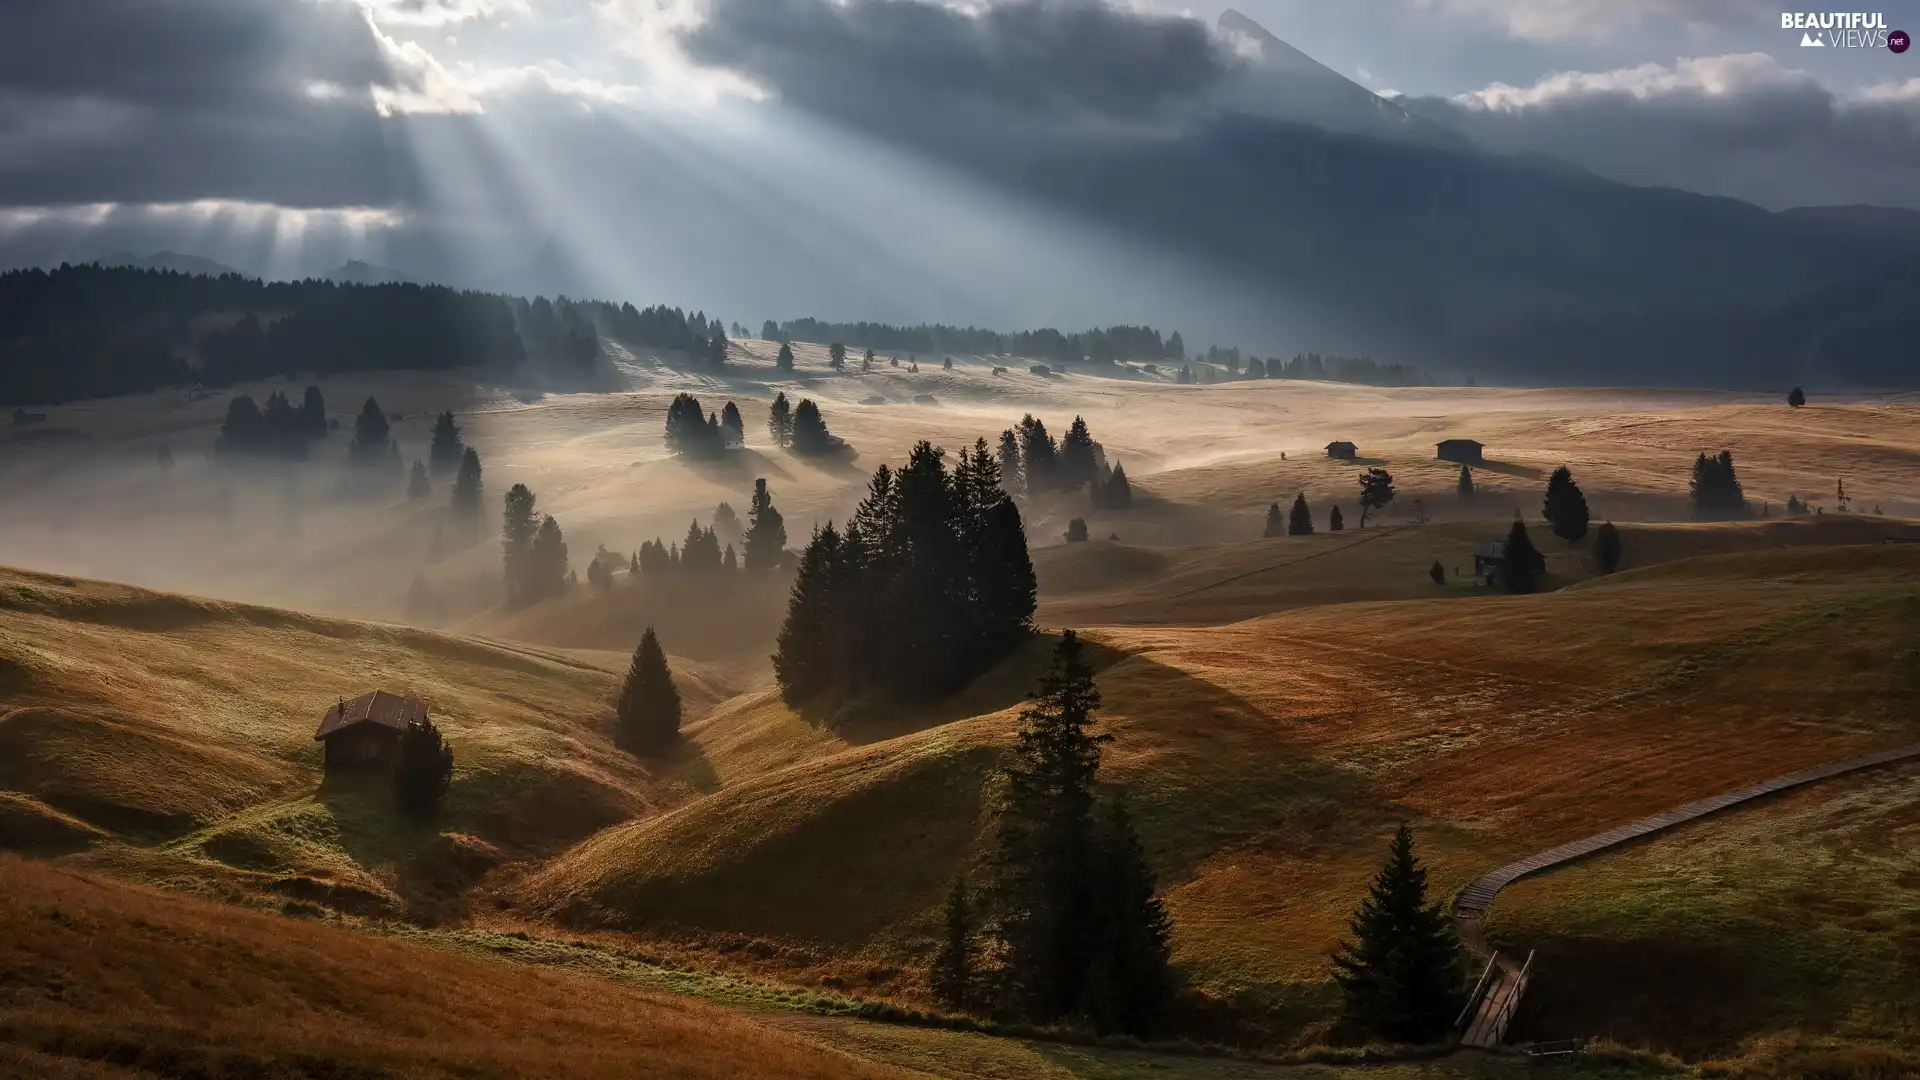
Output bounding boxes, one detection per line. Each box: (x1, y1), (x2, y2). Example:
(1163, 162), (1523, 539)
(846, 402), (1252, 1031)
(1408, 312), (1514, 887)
(314, 691), (426, 771)
(1437, 439), (1485, 465)
(1473, 541), (1508, 585)
(1325, 441), (1358, 460)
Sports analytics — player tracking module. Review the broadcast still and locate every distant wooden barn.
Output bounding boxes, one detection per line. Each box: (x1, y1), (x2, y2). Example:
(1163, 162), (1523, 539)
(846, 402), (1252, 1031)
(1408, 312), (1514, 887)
(1437, 439), (1485, 464)
(1325, 441), (1358, 460)
(314, 691), (427, 771)
(1473, 541), (1508, 585)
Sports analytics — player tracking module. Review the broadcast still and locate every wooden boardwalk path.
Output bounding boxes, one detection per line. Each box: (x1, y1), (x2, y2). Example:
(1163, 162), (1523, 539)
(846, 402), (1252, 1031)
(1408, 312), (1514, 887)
(1451, 739), (1920, 1048)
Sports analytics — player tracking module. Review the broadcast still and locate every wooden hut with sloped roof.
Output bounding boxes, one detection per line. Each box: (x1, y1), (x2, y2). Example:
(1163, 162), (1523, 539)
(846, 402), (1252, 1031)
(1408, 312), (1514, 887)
(314, 691), (426, 771)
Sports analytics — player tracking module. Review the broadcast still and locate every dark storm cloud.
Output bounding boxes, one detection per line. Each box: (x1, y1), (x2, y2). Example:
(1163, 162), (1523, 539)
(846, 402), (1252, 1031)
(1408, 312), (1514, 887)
(680, 0), (1234, 129)
(1404, 55), (1920, 209)
(0, 0), (419, 208)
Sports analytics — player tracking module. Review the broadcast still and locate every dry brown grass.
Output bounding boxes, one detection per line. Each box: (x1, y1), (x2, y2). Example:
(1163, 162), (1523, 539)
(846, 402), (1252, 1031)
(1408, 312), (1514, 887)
(0, 854), (912, 1079)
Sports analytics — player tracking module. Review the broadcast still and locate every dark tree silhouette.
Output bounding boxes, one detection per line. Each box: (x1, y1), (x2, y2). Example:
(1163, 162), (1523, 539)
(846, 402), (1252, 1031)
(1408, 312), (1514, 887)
(407, 461), (430, 499)
(789, 399), (836, 456)
(350, 397), (396, 468)
(1545, 467), (1591, 542)
(451, 447), (483, 519)
(1330, 505), (1345, 531)
(1288, 493), (1314, 536)
(776, 341), (796, 371)
(1080, 795), (1173, 1036)
(1502, 519), (1545, 594)
(721, 401), (744, 447)
(1457, 465), (1474, 501)
(1060, 416), (1099, 491)
(300, 386), (327, 440)
(615, 626), (682, 754)
(743, 478), (787, 571)
(1788, 387), (1806, 408)
(1091, 463), (1133, 510)
(1016, 415), (1058, 492)
(712, 501), (742, 544)
(1065, 517), (1090, 542)
(1332, 825), (1464, 1044)
(665, 393), (726, 459)
(769, 392), (793, 448)
(428, 411), (464, 477)
(502, 484), (540, 607)
(1594, 521), (1623, 573)
(772, 524), (848, 703)
(1689, 451), (1748, 519)
(829, 342), (847, 370)
(1357, 468), (1396, 527)
(393, 717), (454, 819)
(931, 878), (978, 1012)
(997, 429), (1024, 496)
(1264, 502), (1284, 539)
(526, 515), (570, 603)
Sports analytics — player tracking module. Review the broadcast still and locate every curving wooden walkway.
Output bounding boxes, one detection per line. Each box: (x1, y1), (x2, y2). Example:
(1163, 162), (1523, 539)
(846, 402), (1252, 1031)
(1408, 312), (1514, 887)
(1451, 739), (1920, 1048)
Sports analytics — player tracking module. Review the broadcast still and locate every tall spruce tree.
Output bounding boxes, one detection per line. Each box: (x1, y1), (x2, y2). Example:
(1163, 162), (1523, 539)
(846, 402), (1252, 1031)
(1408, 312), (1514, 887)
(1264, 502), (1285, 538)
(1288, 493), (1314, 536)
(502, 484), (540, 607)
(615, 626), (682, 754)
(393, 717), (454, 819)
(1501, 519), (1544, 594)
(776, 342), (796, 371)
(1331, 825), (1463, 1044)
(299, 386), (327, 440)
(931, 877), (978, 1011)
(1594, 521), (1623, 574)
(1016, 415), (1058, 492)
(1690, 451), (1748, 519)
(774, 523), (849, 703)
(527, 515), (570, 602)
(350, 396), (395, 468)
(990, 631), (1109, 1023)
(743, 478), (787, 571)
(429, 411), (464, 476)
(1548, 470), (1591, 542)
(769, 392), (793, 447)
(790, 399), (834, 455)
(998, 429), (1025, 496)
(721, 401), (744, 447)
(1457, 466), (1474, 501)
(1330, 505), (1345, 531)
(1060, 416), (1099, 491)
(407, 460), (430, 499)
(1079, 795), (1173, 1036)
(1543, 466), (1573, 525)
(451, 447), (483, 519)
(829, 342), (847, 370)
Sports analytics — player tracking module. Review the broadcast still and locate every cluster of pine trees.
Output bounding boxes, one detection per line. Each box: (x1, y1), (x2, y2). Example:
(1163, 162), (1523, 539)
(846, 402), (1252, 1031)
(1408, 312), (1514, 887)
(217, 386), (328, 458)
(934, 632), (1173, 1035)
(774, 441), (1036, 705)
(664, 394), (745, 458)
(1265, 493), (1328, 537)
(765, 319), (1185, 367)
(636, 519), (738, 575)
(502, 483), (571, 608)
(1689, 450), (1748, 519)
(511, 295), (600, 369)
(767, 393), (836, 455)
(593, 301), (730, 363)
(1173, 352), (1431, 388)
(997, 414), (1111, 497)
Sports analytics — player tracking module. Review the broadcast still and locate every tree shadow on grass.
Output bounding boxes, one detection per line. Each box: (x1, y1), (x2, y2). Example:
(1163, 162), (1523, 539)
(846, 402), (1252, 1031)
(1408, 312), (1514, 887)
(1471, 459), (1546, 481)
(790, 443), (866, 479)
(681, 448), (795, 485)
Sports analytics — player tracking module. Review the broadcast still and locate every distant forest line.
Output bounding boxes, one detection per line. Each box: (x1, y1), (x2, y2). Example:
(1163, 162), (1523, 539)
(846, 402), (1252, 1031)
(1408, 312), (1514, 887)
(0, 264), (1430, 405)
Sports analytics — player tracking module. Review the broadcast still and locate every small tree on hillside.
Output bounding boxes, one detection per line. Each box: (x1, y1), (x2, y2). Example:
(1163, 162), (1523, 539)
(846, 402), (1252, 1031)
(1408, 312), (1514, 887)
(829, 342), (847, 370)
(1331, 825), (1463, 1044)
(1357, 468), (1396, 528)
(1330, 505), (1345, 531)
(743, 478), (787, 571)
(1457, 465), (1474, 501)
(350, 397), (396, 468)
(721, 401), (745, 447)
(769, 392), (793, 448)
(393, 716), (454, 819)
(998, 430), (1025, 497)
(1788, 387), (1806, 408)
(863, 348), (876, 371)
(1091, 463), (1133, 510)
(615, 626), (682, 754)
(943, 356), (954, 371)
(789, 399), (835, 455)
(527, 515), (571, 603)
(1502, 519), (1544, 594)
(1288, 493), (1314, 536)
(451, 447), (483, 521)
(712, 501), (742, 544)
(407, 461), (430, 499)
(429, 411), (464, 477)
(931, 877), (978, 1011)
(1065, 517), (1090, 543)
(1544, 466), (1591, 542)
(1594, 521), (1623, 574)
(502, 484), (540, 607)
(1264, 502), (1285, 539)
(1429, 560), (1445, 585)
(1689, 451), (1748, 519)
(776, 342), (796, 372)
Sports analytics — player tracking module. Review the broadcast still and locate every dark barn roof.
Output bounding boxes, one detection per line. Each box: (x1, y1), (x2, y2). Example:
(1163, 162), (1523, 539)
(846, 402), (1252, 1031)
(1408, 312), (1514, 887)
(314, 691), (427, 741)
(1438, 438), (1484, 449)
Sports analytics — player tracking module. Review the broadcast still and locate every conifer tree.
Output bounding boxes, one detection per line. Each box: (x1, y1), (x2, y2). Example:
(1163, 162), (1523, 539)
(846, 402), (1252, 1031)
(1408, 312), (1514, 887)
(615, 626), (682, 754)
(943, 356), (954, 371)
(721, 401), (744, 447)
(1092, 463), (1133, 510)
(722, 543), (737, 572)
(1788, 387), (1806, 408)
(429, 410), (464, 476)
(769, 392), (793, 447)
(451, 447), (483, 519)
(774, 524), (848, 703)
(300, 386), (327, 440)
(1330, 505), (1345, 531)
(829, 342), (847, 370)
(1288, 493), (1314, 536)
(502, 484), (540, 606)
(1357, 468), (1396, 527)
(712, 501), (742, 543)
(1060, 416), (1099, 491)
(931, 878), (978, 1011)
(790, 398), (834, 455)
(998, 429), (1024, 496)
(1016, 415), (1058, 492)
(864, 348), (876, 371)
(1594, 521), (1623, 574)
(393, 717), (454, 819)
(350, 396), (395, 467)
(776, 341), (796, 371)
(218, 394), (264, 456)
(708, 327), (729, 367)
(1689, 451), (1748, 519)
(743, 478), (788, 571)
(1331, 825), (1463, 1044)
(990, 631), (1109, 1023)
(1065, 517), (1090, 542)
(1547, 469), (1591, 542)
(1457, 465), (1474, 501)
(1080, 795), (1173, 1036)
(1501, 519), (1544, 594)
(528, 515), (570, 602)
(1429, 560), (1445, 584)
(665, 392), (725, 458)
(407, 460), (430, 499)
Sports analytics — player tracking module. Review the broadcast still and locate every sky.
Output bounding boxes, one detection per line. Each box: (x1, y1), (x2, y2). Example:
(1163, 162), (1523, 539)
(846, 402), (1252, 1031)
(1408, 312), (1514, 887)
(2, 0), (1918, 335)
